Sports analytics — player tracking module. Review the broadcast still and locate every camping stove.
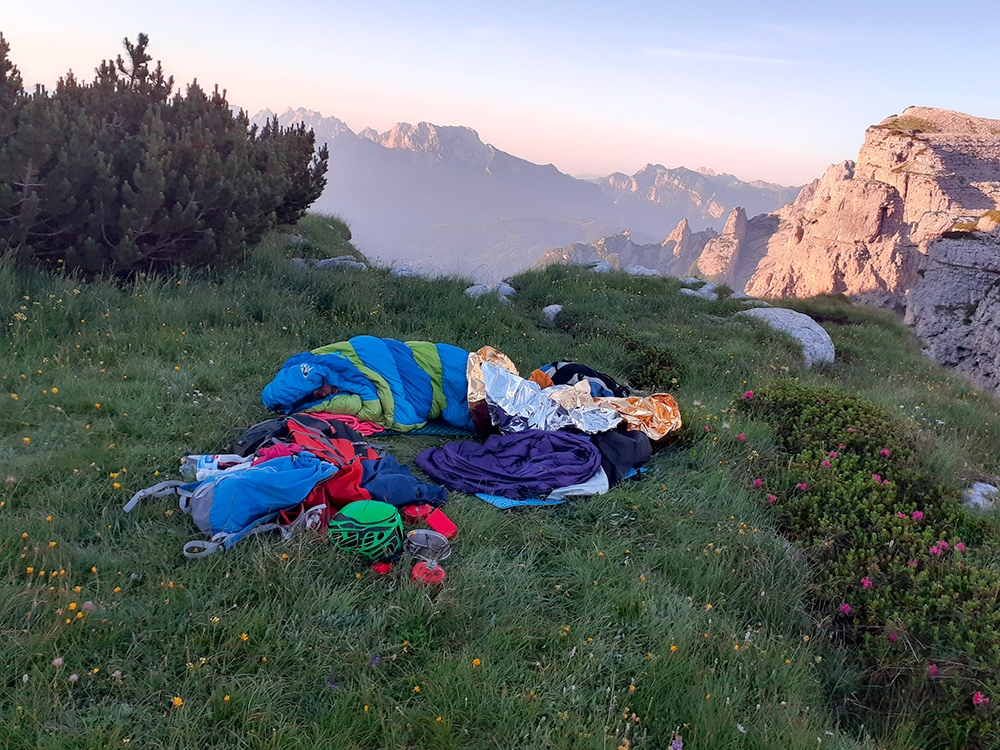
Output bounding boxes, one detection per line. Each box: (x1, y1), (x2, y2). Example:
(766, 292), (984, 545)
(403, 528), (451, 585)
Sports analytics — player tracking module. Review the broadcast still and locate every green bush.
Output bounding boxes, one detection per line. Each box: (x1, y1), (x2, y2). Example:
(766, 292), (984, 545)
(0, 33), (328, 275)
(738, 383), (998, 749)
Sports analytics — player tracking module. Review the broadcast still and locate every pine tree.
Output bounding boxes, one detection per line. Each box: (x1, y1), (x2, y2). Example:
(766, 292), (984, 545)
(0, 33), (328, 275)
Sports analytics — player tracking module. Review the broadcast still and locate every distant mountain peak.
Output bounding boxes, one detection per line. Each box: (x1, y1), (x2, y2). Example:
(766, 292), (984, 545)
(374, 122), (491, 166)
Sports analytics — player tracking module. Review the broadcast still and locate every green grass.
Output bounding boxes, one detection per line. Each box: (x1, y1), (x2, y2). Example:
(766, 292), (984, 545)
(2, 217), (998, 749)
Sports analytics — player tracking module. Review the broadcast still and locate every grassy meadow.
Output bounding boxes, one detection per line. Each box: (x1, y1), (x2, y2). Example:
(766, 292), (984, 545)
(2, 215), (999, 749)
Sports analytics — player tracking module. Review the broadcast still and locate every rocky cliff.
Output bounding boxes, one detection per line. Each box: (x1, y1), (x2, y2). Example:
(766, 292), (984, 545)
(687, 106), (1000, 393)
(703, 107), (1000, 307)
(906, 214), (1000, 394)
(534, 219), (716, 276)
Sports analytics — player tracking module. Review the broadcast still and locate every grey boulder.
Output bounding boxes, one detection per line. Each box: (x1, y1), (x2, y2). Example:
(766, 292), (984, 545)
(390, 263), (422, 278)
(679, 281), (719, 301)
(624, 265), (662, 277)
(737, 307), (835, 368)
(314, 255), (368, 271)
(542, 304), (563, 323)
(963, 482), (998, 512)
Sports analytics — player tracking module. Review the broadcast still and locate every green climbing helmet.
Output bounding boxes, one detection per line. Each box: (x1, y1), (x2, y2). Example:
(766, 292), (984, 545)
(327, 500), (403, 559)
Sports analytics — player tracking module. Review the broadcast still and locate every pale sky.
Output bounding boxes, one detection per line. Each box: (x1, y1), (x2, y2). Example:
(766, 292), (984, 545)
(5, 1), (999, 186)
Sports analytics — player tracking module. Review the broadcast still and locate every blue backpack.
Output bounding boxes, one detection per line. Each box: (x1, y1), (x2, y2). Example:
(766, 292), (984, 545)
(124, 451), (338, 559)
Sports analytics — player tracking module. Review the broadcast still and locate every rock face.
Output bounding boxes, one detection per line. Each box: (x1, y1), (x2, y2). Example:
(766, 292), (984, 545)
(905, 225), (1000, 394)
(726, 107), (1000, 307)
(736, 308), (836, 369)
(599, 164), (800, 236)
(534, 220), (717, 276)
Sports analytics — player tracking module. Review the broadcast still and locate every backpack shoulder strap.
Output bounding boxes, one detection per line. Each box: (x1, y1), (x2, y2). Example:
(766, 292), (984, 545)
(123, 481), (185, 513)
(182, 513), (289, 559)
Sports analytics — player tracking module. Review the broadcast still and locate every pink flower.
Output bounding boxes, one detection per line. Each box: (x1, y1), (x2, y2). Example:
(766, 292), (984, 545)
(737, 433), (745, 442)
(928, 664), (938, 676)
(704, 425), (710, 432)
(896, 512), (907, 519)
(872, 474), (881, 482)
(972, 691), (990, 706)
(907, 559), (918, 567)
(911, 510), (924, 521)
(839, 602), (852, 615)
(956, 542), (967, 553)
(742, 390), (754, 399)
(828, 451), (838, 458)
(883, 479), (891, 485)
(838, 443), (846, 449)
(752, 478), (763, 488)
(888, 632), (897, 643)
(81, 601), (95, 613)
(820, 460), (831, 469)
(929, 545), (942, 557)
(847, 428), (856, 433)
(796, 482), (808, 491)
(880, 448), (891, 457)
(938, 540), (949, 551)
(767, 494), (777, 504)
(861, 576), (872, 589)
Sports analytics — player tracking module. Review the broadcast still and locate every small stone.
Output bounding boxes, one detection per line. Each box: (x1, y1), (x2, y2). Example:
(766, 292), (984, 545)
(465, 284), (492, 299)
(589, 260), (613, 273)
(624, 265), (661, 277)
(290, 258), (311, 269)
(542, 304), (563, 323)
(389, 263), (422, 278)
(730, 290), (752, 299)
(314, 256), (368, 271)
(680, 277), (701, 286)
(963, 482), (998, 512)
(283, 234), (308, 246)
(494, 282), (517, 298)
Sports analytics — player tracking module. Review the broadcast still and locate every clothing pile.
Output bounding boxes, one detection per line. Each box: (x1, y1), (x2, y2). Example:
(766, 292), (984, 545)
(261, 337), (683, 508)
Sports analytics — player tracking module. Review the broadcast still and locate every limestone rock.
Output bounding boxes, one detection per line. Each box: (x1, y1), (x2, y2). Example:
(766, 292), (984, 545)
(904, 230), (1000, 395)
(679, 281), (719, 301)
(542, 304), (563, 323)
(389, 263), (422, 278)
(737, 307), (835, 368)
(729, 107), (1000, 309)
(697, 207), (747, 280)
(314, 255), (368, 271)
(589, 260), (613, 273)
(978, 211), (1000, 233)
(963, 482), (998, 512)
(495, 282), (517, 298)
(624, 264), (662, 277)
(464, 284), (492, 299)
(534, 222), (716, 277)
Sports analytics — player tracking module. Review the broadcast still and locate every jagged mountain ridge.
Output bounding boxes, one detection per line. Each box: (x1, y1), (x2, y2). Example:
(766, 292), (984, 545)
(534, 219), (718, 277)
(251, 107), (799, 279)
(597, 164), (799, 236)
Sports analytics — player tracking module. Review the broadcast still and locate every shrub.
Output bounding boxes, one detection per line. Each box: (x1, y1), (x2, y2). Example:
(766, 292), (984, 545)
(738, 383), (999, 749)
(0, 33), (328, 275)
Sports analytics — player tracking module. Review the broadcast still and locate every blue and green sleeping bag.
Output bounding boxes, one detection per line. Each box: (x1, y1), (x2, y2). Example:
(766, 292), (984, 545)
(261, 336), (474, 432)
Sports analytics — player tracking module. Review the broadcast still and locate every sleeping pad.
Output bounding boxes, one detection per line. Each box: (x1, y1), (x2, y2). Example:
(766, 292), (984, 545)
(262, 336), (474, 432)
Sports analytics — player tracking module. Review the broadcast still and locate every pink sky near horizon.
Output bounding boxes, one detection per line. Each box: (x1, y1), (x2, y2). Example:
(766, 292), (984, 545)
(5, 1), (998, 187)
